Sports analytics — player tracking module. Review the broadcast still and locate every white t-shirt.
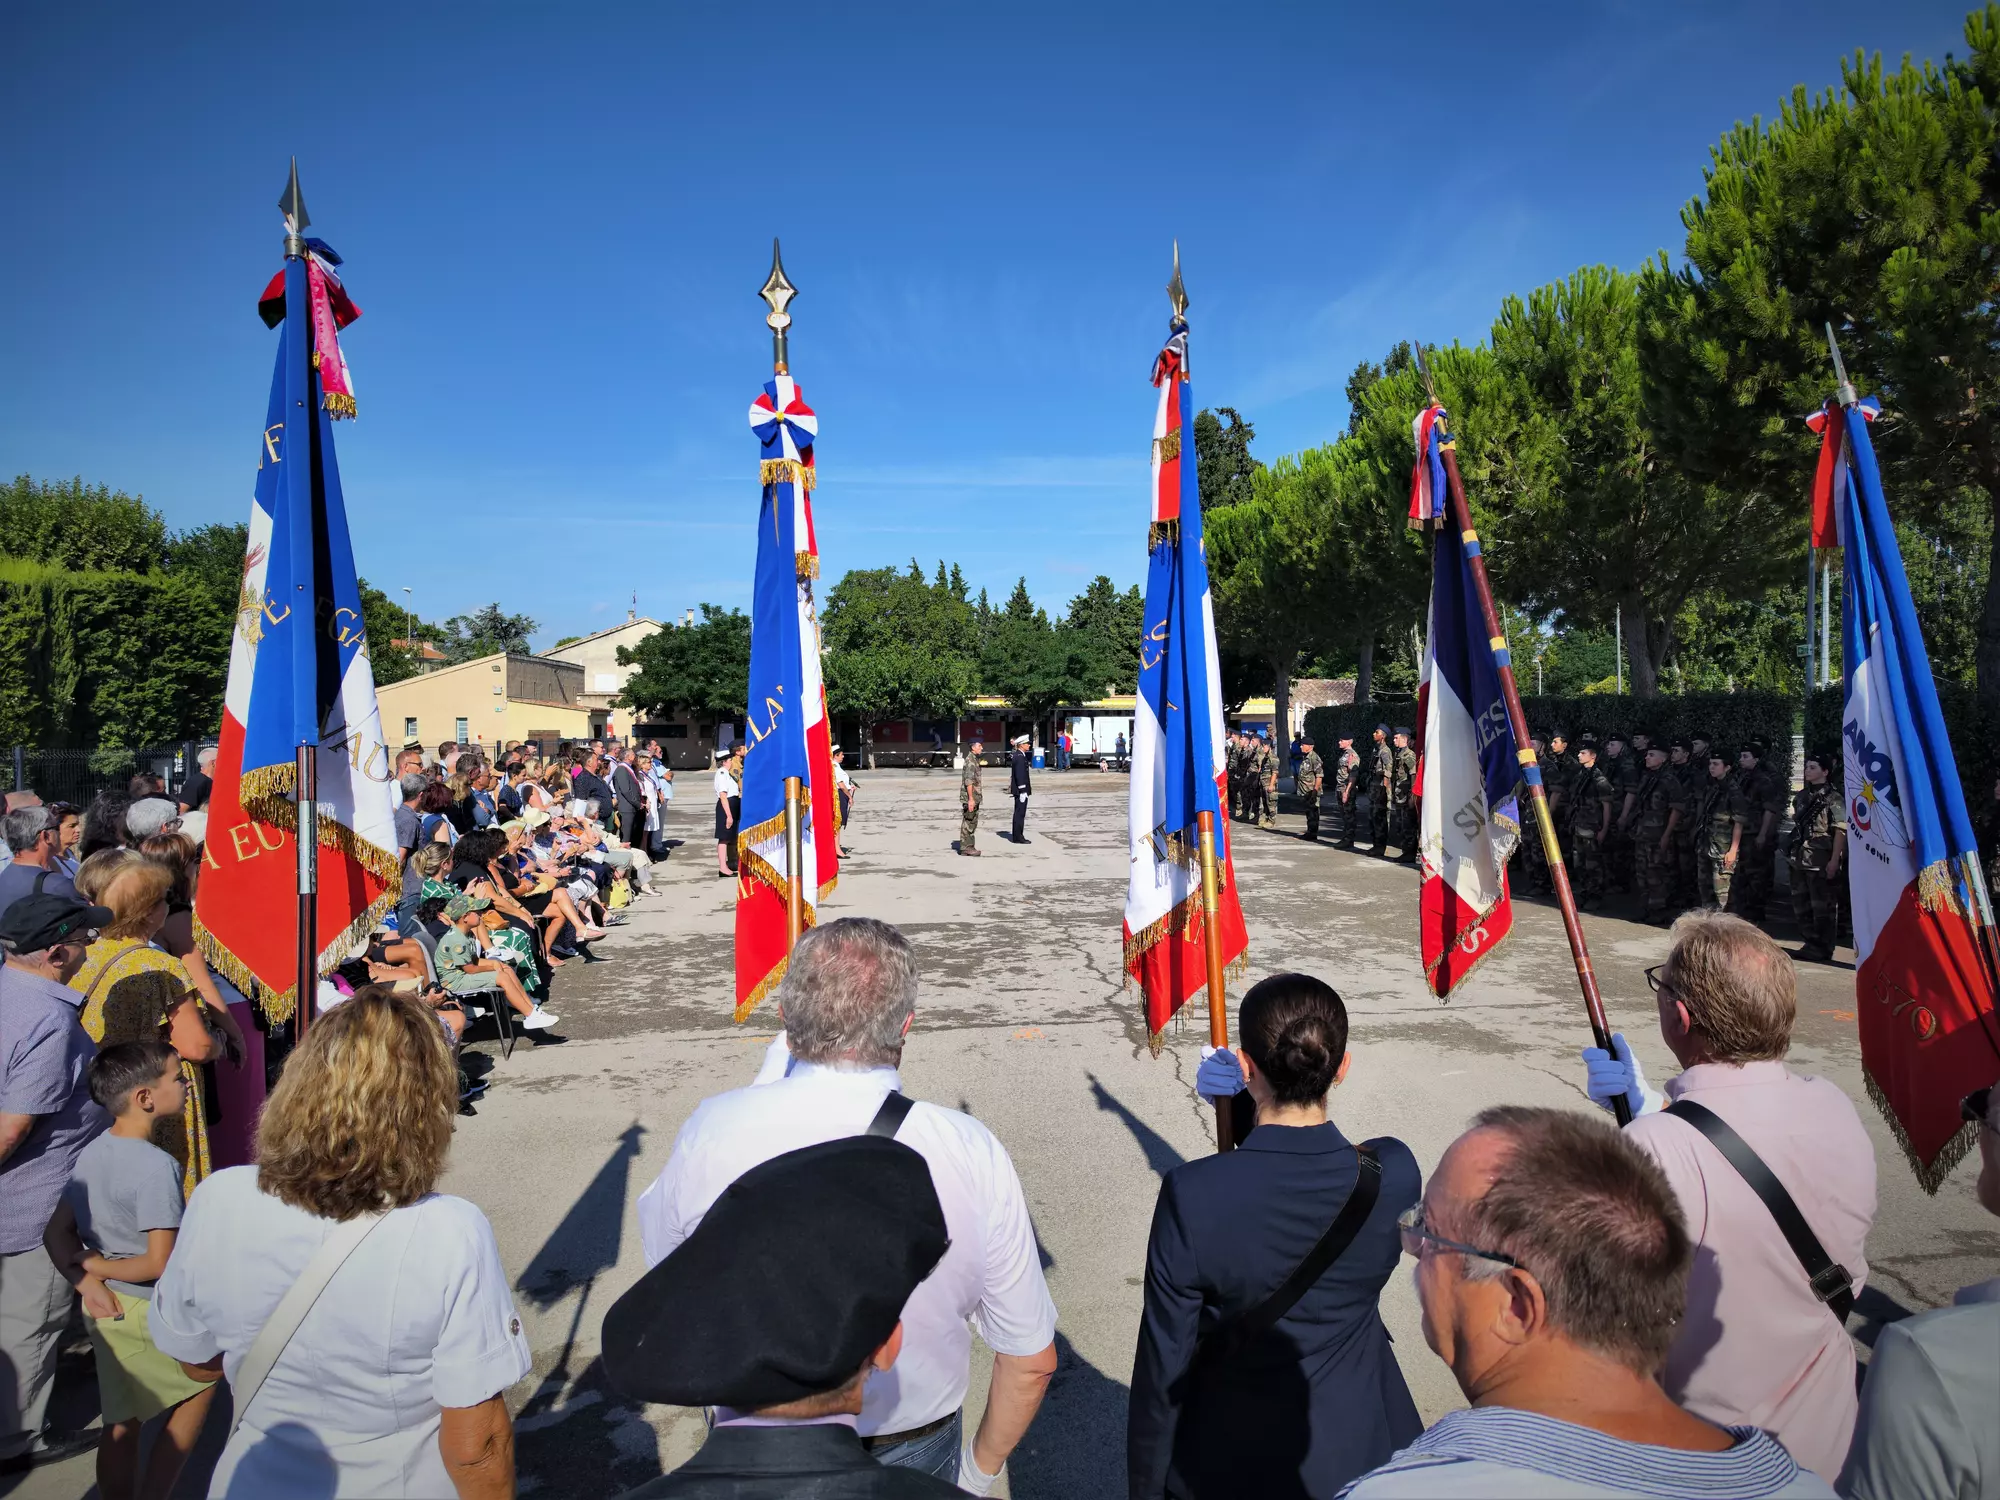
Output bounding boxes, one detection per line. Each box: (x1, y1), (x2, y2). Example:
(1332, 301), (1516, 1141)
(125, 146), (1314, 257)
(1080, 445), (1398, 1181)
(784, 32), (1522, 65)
(833, 762), (855, 793)
(635, 1051), (1057, 1435)
(714, 767), (739, 800)
(150, 1167), (532, 1499)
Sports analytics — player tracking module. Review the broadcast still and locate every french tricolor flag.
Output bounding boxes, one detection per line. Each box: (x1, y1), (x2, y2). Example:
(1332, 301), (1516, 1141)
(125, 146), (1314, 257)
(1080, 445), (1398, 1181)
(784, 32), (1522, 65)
(1818, 394), (2000, 1190)
(1412, 408), (1520, 995)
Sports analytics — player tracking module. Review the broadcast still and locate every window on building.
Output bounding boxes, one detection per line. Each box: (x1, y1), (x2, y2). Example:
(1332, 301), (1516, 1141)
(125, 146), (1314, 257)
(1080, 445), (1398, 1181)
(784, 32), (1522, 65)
(454, 717), (469, 743)
(404, 717), (418, 741)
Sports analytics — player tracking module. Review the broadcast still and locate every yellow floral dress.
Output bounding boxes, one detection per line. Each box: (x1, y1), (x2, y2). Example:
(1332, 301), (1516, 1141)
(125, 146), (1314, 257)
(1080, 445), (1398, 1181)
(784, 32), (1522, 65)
(69, 939), (212, 1196)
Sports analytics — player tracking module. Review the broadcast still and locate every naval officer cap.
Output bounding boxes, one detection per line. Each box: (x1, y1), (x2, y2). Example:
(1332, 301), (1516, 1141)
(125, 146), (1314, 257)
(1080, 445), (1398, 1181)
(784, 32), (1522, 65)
(602, 1136), (949, 1409)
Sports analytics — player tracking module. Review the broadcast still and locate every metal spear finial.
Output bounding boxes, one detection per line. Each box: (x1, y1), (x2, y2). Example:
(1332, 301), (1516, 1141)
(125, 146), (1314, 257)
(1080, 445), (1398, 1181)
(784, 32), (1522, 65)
(1826, 321), (1857, 408)
(1167, 240), (1189, 326)
(1413, 340), (1440, 406)
(279, 157), (309, 259)
(759, 238), (798, 374)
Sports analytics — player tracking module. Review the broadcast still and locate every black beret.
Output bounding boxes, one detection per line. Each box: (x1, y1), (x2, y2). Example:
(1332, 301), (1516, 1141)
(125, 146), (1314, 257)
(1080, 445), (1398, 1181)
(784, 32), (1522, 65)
(1670, 737), (1691, 751)
(602, 1136), (949, 1410)
(1549, 727), (1569, 740)
(1393, 725), (1411, 737)
(1690, 729), (1713, 742)
(1605, 728), (1628, 742)
(1576, 734), (1600, 750)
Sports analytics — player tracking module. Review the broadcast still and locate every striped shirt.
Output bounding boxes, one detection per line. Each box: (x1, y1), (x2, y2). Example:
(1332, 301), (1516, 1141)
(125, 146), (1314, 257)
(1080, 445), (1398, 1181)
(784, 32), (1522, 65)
(1337, 1408), (1835, 1498)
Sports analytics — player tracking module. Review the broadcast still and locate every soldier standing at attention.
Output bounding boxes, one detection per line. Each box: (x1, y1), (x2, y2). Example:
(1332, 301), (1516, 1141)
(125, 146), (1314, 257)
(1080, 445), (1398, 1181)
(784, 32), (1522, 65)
(1224, 731), (1244, 820)
(1389, 727), (1418, 865)
(1257, 731), (1279, 830)
(1294, 735), (1324, 841)
(1729, 739), (1784, 922)
(1601, 729), (1636, 893)
(1008, 734), (1033, 844)
(1787, 750), (1847, 962)
(1517, 732), (1551, 896)
(1668, 738), (1700, 910)
(958, 739), (984, 857)
(1242, 731), (1265, 827)
(1369, 724), (1392, 856)
(1566, 736), (1615, 907)
(1332, 733), (1358, 848)
(1630, 743), (1686, 925)
(1695, 749), (1748, 910)
(1544, 728), (1573, 862)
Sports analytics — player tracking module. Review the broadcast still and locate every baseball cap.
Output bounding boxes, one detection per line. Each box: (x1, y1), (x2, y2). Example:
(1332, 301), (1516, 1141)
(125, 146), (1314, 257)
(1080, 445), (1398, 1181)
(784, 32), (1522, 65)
(0, 893), (113, 953)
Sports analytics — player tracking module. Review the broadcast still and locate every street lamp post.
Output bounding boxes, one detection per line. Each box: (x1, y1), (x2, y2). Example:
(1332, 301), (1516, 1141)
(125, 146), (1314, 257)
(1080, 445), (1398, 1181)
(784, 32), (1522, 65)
(402, 587), (413, 646)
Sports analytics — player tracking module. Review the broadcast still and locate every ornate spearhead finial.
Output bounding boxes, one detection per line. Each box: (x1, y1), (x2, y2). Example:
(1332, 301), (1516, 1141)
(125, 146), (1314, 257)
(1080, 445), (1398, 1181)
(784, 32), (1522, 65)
(1826, 321), (1856, 408)
(279, 156), (310, 258)
(1167, 240), (1188, 326)
(1413, 340), (1440, 406)
(759, 238), (798, 373)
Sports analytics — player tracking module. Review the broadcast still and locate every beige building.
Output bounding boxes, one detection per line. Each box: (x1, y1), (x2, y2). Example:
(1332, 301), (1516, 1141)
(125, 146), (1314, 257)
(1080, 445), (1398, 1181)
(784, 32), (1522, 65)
(542, 616), (662, 732)
(374, 651), (596, 752)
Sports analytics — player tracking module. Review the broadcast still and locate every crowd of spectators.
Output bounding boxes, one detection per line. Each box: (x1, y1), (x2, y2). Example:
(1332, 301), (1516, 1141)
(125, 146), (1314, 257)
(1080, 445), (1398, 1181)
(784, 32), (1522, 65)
(6, 751), (1996, 1498)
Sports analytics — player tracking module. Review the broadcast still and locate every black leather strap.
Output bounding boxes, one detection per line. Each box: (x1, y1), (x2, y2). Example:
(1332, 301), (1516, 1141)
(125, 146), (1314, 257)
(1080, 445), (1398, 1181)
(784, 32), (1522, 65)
(866, 1091), (915, 1140)
(1192, 1144), (1382, 1374)
(1665, 1099), (1854, 1322)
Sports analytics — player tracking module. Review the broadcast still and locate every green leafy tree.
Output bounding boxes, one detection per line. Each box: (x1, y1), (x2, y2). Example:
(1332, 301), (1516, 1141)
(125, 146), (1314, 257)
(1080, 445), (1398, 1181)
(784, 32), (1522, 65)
(355, 579), (447, 686)
(0, 475), (168, 573)
(440, 603), (538, 661)
(1343, 341), (1413, 437)
(162, 521), (249, 605)
(1639, 8), (2000, 703)
(617, 604), (752, 720)
(1062, 575), (1146, 695)
(822, 562), (977, 762)
(1193, 407), (1260, 512)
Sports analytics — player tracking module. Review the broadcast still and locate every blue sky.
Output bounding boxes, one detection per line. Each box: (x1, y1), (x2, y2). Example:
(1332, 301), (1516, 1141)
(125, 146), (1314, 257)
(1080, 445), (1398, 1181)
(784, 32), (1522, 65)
(0, 1), (1975, 648)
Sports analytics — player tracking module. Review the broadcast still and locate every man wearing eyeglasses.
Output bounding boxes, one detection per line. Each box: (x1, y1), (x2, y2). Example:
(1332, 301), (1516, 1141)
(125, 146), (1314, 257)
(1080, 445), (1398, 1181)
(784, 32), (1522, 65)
(1839, 1078), (1999, 1500)
(1346, 1105), (1834, 1497)
(1579, 911), (1876, 1484)
(0, 893), (115, 1474)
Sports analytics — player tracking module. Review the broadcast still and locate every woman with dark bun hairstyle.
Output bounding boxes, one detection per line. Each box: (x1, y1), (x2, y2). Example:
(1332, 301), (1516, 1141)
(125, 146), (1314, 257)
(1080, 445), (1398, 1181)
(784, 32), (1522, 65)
(1127, 974), (1422, 1500)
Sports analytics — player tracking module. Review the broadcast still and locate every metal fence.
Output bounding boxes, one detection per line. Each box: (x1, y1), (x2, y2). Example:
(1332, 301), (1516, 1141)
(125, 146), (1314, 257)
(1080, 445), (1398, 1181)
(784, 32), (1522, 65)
(3, 743), (202, 810)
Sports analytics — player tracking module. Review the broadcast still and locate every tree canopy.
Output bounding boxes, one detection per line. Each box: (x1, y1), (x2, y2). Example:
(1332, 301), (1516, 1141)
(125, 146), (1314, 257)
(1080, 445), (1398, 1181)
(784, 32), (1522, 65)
(617, 604), (753, 720)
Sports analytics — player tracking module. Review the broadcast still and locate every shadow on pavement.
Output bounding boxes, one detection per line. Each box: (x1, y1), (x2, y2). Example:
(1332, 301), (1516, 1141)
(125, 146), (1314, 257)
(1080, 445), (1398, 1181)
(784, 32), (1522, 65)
(1089, 1074), (1187, 1177)
(1008, 1331), (1131, 1499)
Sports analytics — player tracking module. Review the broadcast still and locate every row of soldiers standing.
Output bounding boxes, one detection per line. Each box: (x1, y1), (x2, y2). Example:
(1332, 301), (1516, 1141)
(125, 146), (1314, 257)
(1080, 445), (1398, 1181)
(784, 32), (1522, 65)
(1257, 725), (1416, 860)
(1224, 730), (1281, 830)
(1511, 728), (1848, 961)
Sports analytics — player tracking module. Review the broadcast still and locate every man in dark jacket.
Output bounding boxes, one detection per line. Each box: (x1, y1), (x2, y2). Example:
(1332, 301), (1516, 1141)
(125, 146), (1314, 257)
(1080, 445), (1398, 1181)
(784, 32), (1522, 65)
(604, 1137), (962, 1499)
(1008, 736), (1032, 844)
(571, 751), (616, 829)
(611, 749), (648, 848)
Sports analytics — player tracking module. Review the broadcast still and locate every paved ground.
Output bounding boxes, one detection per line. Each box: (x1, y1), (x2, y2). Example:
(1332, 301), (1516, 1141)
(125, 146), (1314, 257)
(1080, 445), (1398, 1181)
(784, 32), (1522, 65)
(12, 768), (1998, 1499)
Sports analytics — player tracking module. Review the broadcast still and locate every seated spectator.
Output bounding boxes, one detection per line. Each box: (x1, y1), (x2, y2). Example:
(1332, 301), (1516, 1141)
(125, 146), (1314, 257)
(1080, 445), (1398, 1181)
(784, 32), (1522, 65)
(0, 892), (113, 1475)
(1343, 1105), (1834, 1497)
(43, 1041), (215, 1500)
(68, 857), (222, 1195)
(0, 806), (78, 915)
(1838, 1078), (2000, 1500)
(416, 778), (458, 847)
(1129, 975), (1421, 1499)
(149, 986), (532, 1496)
(1579, 911), (1876, 1481)
(393, 771), (429, 932)
(607, 1136), (960, 1498)
(637, 918), (1057, 1491)
(436, 893), (559, 1032)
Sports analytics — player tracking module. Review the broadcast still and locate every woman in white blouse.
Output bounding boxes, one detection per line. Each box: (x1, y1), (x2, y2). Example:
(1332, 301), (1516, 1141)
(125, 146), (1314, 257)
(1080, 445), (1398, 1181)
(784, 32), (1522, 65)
(152, 987), (531, 1498)
(713, 746), (743, 879)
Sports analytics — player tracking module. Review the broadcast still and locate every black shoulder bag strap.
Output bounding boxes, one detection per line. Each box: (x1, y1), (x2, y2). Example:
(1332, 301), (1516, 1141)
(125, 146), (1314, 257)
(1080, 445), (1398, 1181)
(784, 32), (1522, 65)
(1665, 1099), (1854, 1322)
(1192, 1143), (1382, 1374)
(866, 1091), (915, 1139)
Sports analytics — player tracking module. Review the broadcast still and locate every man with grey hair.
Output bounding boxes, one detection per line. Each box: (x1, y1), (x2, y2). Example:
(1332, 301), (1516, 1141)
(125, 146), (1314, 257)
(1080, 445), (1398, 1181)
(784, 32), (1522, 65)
(1578, 910), (1876, 1481)
(393, 771), (429, 934)
(177, 745), (218, 815)
(0, 808), (74, 918)
(636, 918), (1058, 1494)
(1345, 1106), (1833, 1496)
(0, 791), (40, 874)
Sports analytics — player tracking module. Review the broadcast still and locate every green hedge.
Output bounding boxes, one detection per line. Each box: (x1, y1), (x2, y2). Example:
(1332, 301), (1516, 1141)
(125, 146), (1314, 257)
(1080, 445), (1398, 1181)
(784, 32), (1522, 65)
(0, 557), (230, 747)
(1304, 691), (1800, 782)
(1806, 683), (1997, 809)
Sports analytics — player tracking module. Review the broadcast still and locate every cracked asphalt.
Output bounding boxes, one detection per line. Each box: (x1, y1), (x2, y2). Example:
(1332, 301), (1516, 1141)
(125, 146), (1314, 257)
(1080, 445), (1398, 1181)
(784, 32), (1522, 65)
(20, 768), (1992, 1500)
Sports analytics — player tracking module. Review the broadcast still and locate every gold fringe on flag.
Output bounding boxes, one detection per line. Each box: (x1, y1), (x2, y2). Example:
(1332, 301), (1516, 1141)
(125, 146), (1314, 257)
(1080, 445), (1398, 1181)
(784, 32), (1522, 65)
(323, 391), (356, 419)
(1148, 520), (1179, 550)
(731, 841), (818, 1023)
(760, 459), (816, 491)
(1916, 859), (1963, 915)
(1865, 1067), (1976, 1195)
(796, 551), (819, 580)
(1155, 429), (1181, 463)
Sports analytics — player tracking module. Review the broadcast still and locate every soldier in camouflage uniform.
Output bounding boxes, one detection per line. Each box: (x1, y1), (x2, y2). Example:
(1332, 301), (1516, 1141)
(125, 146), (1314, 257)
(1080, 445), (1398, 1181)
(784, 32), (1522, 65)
(1516, 732), (1552, 896)
(1566, 737), (1615, 907)
(1225, 731), (1246, 821)
(1390, 726), (1418, 864)
(1258, 731), (1280, 829)
(1239, 733), (1263, 827)
(1787, 749), (1847, 962)
(958, 738), (984, 856)
(1668, 738), (1700, 911)
(1695, 749), (1747, 909)
(1631, 743), (1686, 925)
(1601, 730), (1636, 894)
(1332, 733), (1358, 847)
(1369, 724), (1392, 855)
(1295, 735), (1325, 840)
(1729, 739), (1785, 922)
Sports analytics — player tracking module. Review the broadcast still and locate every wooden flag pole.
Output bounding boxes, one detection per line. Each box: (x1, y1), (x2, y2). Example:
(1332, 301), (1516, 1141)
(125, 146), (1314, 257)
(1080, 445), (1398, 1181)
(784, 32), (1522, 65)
(784, 775), (806, 949)
(1196, 810), (1236, 1152)
(1417, 346), (1628, 1124)
(282, 162), (320, 1040)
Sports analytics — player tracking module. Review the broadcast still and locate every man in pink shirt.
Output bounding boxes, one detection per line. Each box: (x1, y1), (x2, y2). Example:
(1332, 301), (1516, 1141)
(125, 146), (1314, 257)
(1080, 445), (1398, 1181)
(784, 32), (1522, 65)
(1581, 911), (1877, 1482)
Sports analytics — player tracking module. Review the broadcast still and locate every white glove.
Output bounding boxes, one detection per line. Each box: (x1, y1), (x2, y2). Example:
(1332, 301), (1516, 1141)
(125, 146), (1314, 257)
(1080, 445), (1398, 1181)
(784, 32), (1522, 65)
(1580, 1032), (1665, 1117)
(957, 1437), (1002, 1496)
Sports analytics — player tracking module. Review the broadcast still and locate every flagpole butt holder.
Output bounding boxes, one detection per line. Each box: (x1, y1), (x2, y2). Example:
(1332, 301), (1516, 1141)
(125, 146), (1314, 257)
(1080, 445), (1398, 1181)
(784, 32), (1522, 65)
(1194, 811), (1236, 1153)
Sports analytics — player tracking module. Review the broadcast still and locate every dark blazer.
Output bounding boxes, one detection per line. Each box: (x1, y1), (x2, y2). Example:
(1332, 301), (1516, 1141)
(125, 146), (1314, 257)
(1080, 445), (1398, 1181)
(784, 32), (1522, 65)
(618, 1424), (963, 1499)
(571, 767), (615, 820)
(1009, 748), (1032, 796)
(611, 762), (646, 839)
(1127, 1120), (1422, 1500)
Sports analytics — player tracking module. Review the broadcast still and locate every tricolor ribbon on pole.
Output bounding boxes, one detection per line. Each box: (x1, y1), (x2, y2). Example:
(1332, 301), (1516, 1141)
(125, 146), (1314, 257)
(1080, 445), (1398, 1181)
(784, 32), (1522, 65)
(1123, 302), (1248, 1047)
(1410, 406), (1520, 995)
(195, 174), (398, 1025)
(1810, 375), (2000, 1189)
